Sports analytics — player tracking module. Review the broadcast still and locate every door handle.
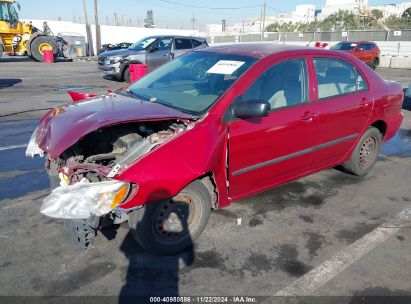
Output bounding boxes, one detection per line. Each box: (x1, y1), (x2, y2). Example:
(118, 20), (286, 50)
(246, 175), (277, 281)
(360, 98), (371, 107)
(300, 112), (316, 121)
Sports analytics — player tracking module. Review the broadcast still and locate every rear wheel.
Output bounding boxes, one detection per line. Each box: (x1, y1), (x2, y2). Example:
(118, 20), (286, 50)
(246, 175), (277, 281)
(342, 127), (382, 176)
(128, 181), (211, 255)
(30, 36), (56, 62)
(370, 57), (379, 70)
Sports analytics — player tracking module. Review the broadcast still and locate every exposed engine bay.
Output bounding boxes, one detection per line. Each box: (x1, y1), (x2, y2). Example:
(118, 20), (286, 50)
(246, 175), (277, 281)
(49, 119), (188, 185)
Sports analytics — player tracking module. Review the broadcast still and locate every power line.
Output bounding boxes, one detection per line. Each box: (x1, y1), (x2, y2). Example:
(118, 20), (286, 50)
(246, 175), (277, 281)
(157, 0), (260, 10)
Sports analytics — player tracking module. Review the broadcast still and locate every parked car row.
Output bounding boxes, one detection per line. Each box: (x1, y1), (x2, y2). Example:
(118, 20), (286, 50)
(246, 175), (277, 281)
(98, 35), (208, 82)
(97, 42), (132, 55)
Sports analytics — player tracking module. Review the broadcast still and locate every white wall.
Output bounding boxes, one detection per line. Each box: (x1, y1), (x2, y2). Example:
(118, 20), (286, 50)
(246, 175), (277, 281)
(22, 19), (200, 52)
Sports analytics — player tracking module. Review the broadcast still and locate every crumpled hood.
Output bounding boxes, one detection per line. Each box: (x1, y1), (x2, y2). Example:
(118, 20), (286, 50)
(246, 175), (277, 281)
(36, 94), (193, 158)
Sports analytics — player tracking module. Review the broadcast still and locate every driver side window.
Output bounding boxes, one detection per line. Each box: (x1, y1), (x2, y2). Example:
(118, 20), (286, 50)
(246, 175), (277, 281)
(151, 38), (172, 51)
(242, 58), (308, 111)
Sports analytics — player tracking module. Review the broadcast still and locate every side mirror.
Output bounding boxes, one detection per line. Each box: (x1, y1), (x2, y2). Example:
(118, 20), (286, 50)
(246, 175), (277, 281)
(148, 47), (157, 53)
(233, 100), (271, 118)
(357, 47), (364, 51)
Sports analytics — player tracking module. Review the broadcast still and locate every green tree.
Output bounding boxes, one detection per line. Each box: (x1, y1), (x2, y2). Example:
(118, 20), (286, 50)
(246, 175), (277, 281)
(402, 7), (411, 19)
(371, 9), (383, 19)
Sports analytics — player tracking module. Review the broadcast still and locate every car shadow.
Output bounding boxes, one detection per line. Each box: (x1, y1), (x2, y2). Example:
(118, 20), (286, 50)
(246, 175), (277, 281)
(0, 79), (22, 89)
(113, 192), (195, 302)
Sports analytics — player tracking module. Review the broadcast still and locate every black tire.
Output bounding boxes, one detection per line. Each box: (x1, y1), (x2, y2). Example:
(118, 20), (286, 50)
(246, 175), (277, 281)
(128, 180), (211, 255)
(123, 66), (131, 83)
(371, 57), (379, 70)
(342, 127), (382, 176)
(30, 36), (56, 62)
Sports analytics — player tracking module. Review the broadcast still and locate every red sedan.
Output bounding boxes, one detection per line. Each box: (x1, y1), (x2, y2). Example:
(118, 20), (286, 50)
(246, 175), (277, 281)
(26, 44), (403, 254)
(330, 41), (381, 69)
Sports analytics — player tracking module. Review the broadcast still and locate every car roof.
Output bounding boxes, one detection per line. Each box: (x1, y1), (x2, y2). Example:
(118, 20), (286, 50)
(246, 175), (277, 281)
(196, 43), (342, 59)
(339, 41), (375, 44)
(143, 35), (205, 40)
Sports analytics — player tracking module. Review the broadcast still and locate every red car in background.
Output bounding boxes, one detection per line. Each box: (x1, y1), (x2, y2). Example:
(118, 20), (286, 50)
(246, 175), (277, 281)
(330, 41), (380, 69)
(26, 44), (403, 255)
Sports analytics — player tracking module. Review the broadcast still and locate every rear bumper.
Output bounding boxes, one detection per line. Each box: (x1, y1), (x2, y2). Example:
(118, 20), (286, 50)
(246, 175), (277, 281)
(384, 111), (403, 142)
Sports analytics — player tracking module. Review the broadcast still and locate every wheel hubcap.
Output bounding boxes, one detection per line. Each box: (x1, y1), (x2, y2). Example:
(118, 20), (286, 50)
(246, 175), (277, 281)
(39, 43), (52, 55)
(359, 136), (377, 169)
(153, 194), (196, 243)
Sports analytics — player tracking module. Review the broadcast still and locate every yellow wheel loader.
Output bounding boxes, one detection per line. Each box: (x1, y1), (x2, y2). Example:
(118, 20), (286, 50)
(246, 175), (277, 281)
(0, 0), (67, 61)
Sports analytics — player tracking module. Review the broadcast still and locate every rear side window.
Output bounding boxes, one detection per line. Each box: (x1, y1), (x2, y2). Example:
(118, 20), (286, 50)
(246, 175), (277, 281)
(242, 58), (308, 111)
(366, 43), (375, 50)
(314, 58), (367, 100)
(175, 38), (192, 50)
(192, 39), (204, 48)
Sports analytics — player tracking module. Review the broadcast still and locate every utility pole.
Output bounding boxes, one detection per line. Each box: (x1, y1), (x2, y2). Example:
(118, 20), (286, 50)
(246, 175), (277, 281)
(106, 16), (109, 25)
(94, 0), (101, 53)
(191, 11), (196, 30)
(114, 13), (118, 26)
(261, 1), (266, 41)
(83, 0), (94, 56)
(73, 12), (76, 23)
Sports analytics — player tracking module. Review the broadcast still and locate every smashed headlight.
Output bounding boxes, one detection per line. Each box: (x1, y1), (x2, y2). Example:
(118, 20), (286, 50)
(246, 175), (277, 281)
(40, 180), (130, 219)
(25, 126), (44, 158)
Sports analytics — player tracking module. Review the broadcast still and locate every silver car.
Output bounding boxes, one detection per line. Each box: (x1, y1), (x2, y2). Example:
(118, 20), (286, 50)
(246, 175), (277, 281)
(98, 35), (208, 82)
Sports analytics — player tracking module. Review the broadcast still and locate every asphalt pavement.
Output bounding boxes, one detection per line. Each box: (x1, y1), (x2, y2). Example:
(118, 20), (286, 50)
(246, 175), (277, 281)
(0, 57), (410, 302)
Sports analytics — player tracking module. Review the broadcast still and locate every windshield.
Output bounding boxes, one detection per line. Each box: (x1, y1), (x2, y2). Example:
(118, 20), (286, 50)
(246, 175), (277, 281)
(0, 2), (19, 24)
(126, 51), (258, 115)
(128, 37), (157, 51)
(330, 43), (357, 51)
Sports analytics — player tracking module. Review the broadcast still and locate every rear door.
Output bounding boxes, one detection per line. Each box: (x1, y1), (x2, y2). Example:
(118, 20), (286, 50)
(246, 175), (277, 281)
(146, 37), (173, 70)
(228, 56), (318, 199)
(310, 56), (373, 169)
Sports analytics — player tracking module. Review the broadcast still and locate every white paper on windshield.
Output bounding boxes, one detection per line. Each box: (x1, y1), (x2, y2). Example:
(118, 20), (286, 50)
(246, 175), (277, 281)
(206, 60), (245, 75)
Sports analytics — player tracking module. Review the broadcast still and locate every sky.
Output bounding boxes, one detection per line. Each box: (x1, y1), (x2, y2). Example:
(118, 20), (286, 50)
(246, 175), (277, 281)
(17, 0), (407, 29)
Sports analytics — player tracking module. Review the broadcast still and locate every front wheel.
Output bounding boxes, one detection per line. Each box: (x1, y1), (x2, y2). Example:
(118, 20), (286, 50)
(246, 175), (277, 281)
(30, 36), (56, 62)
(128, 181), (211, 255)
(342, 127), (382, 176)
(123, 66), (130, 83)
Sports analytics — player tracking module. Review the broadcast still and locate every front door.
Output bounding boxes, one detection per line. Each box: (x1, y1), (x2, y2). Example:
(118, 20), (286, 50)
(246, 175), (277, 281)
(146, 37), (173, 70)
(228, 57), (318, 199)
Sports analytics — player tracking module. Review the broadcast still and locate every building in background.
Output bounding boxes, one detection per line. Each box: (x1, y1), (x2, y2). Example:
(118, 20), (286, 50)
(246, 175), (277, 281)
(144, 10), (155, 28)
(368, 2), (411, 19)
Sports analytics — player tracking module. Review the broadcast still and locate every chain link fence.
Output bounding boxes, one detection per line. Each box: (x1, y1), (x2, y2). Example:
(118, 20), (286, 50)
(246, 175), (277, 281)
(207, 30), (411, 43)
(207, 30), (411, 56)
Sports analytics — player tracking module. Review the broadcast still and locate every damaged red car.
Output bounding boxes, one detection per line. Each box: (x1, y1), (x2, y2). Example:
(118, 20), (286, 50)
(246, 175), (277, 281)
(26, 44), (403, 255)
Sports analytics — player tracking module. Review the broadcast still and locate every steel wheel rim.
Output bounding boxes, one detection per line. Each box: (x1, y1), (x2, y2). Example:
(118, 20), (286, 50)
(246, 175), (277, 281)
(39, 43), (52, 54)
(359, 136), (378, 169)
(152, 193), (200, 245)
